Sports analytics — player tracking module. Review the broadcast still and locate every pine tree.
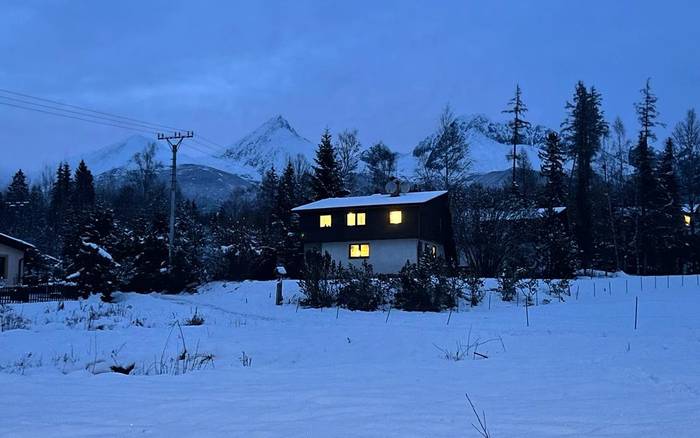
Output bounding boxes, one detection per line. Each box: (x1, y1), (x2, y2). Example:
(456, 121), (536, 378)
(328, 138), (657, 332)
(258, 166), (279, 223)
(63, 209), (119, 301)
(503, 85), (531, 191)
(631, 80), (662, 273)
(655, 138), (684, 272)
(5, 170), (31, 236)
(276, 162), (298, 227)
(6, 169), (30, 202)
(562, 82), (608, 270)
(539, 132), (566, 207)
(72, 160), (96, 211)
(311, 129), (344, 200)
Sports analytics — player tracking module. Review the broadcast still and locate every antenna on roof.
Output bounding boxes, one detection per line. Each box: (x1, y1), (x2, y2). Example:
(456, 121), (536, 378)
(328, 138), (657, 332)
(399, 180), (411, 194)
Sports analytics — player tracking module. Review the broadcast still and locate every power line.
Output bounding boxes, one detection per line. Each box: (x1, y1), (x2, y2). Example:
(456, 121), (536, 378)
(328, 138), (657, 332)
(0, 95), (162, 133)
(0, 100), (156, 135)
(0, 87), (186, 133)
(0, 87), (231, 155)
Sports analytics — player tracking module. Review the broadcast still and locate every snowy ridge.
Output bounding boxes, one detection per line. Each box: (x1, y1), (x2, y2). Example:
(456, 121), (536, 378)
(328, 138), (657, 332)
(65, 134), (255, 178)
(221, 115), (315, 173)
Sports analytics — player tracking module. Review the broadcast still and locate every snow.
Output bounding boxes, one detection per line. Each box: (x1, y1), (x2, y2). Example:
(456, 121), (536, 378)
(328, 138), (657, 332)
(0, 232), (36, 249)
(292, 190), (447, 211)
(61, 134), (256, 179)
(221, 115), (316, 174)
(2, 275), (700, 436)
(83, 241), (114, 261)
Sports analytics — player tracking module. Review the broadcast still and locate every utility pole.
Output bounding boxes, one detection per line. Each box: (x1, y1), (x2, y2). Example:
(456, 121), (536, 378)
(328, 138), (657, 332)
(157, 131), (193, 267)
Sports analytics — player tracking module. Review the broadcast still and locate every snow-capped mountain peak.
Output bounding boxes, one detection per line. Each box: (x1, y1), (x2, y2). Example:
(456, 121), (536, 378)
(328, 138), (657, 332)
(221, 115), (315, 172)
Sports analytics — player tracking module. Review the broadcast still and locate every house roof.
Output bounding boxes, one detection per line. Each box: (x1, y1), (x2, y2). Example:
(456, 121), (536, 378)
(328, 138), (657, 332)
(292, 190), (448, 212)
(0, 233), (35, 251)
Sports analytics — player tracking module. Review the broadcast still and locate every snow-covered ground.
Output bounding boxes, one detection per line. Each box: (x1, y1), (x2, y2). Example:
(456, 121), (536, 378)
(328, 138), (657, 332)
(2, 275), (700, 437)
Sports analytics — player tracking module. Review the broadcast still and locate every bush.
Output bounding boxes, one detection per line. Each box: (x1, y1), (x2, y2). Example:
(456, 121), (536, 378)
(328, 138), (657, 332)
(183, 308), (205, 326)
(465, 270), (485, 307)
(336, 261), (388, 311)
(496, 263), (520, 301)
(298, 251), (339, 308)
(393, 255), (460, 312)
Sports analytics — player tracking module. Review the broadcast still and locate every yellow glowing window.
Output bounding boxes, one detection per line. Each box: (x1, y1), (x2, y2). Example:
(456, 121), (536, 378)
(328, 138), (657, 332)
(349, 243), (370, 258)
(319, 215), (332, 228)
(684, 214), (692, 226)
(389, 210), (403, 224)
(346, 212), (366, 226)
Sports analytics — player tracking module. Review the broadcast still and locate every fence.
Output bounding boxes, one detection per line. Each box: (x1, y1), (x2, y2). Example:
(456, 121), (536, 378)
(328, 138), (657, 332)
(0, 284), (82, 304)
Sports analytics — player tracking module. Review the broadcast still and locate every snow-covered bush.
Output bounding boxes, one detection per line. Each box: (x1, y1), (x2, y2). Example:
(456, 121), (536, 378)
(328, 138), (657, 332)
(0, 304), (30, 332)
(496, 264), (520, 302)
(298, 251), (339, 308)
(336, 261), (389, 311)
(393, 255), (460, 312)
(465, 270), (485, 307)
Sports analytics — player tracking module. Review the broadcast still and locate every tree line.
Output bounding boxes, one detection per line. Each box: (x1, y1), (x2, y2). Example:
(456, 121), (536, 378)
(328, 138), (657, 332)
(1, 78), (699, 299)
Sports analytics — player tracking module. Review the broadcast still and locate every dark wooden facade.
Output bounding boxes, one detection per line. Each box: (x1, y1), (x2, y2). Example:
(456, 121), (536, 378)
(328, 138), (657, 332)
(295, 192), (456, 260)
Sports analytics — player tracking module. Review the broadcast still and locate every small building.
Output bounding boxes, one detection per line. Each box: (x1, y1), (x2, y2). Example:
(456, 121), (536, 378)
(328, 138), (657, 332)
(292, 190), (454, 274)
(0, 233), (34, 287)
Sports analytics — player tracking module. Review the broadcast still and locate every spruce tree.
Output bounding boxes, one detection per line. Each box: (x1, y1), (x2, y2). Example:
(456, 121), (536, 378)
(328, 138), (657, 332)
(311, 129), (344, 200)
(503, 85), (531, 191)
(539, 132), (566, 207)
(631, 80), (661, 273)
(72, 160), (96, 211)
(655, 138), (684, 272)
(5, 170), (30, 236)
(561, 82), (608, 270)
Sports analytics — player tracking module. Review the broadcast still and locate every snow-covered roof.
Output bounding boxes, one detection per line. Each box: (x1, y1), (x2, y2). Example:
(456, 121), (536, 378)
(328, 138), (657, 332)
(0, 233), (35, 251)
(292, 191), (448, 212)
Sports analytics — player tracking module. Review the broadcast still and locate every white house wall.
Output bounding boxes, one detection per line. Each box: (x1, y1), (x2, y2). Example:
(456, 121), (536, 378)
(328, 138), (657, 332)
(0, 243), (25, 286)
(316, 239), (444, 274)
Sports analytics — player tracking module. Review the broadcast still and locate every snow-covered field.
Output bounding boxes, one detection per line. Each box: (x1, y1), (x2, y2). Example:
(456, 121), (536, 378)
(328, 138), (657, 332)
(2, 275), (700, 437)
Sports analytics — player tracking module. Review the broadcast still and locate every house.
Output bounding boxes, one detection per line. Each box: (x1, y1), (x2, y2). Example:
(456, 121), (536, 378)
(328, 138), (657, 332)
(0, 233), (34, 287)
(292, 190), (454, 274)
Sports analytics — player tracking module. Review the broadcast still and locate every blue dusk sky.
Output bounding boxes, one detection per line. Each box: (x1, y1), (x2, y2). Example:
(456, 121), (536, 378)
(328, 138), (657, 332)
(1, 0), (699, 171)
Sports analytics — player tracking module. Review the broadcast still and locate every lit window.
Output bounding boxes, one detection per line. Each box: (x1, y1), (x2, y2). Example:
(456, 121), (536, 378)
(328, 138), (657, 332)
(389, 210), (402, 224)
(349, 243), (370, 258)
(684, 214), (692, 227)
(431, 245), (437, 257)
(347, 212), (366, 226)
(319, 215), (332, 228)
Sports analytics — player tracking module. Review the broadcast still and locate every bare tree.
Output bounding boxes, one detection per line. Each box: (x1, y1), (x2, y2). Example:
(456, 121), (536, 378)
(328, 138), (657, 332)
(413, 104), (470, 190)
(335, 129), (362, 193)
(673, 108), (700, 232)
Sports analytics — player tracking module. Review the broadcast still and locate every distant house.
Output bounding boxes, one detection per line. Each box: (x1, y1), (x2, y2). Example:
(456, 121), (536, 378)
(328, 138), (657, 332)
(0, 233), (34, 287)
(292, 190), (454, 274)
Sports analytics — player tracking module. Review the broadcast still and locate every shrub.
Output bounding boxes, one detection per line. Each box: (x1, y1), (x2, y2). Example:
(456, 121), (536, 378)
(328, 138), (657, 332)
(393, 255), (460, 312)
(184, 308), (205, 326)
(336, 261), (388, 311)
(496, 263), (520, 301)
(298, 251), (339, 308)
(544, 278), (571, 302)
(464, 270), (485, 306)
(0, 304), (30, 332)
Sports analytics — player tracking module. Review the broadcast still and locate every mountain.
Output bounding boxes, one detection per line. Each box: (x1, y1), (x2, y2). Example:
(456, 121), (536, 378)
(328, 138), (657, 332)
(221, 115), (316, 172)
(405, 114), (550, 179)
(60, 134), (255, 209)
(97, 163), (252, 209)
